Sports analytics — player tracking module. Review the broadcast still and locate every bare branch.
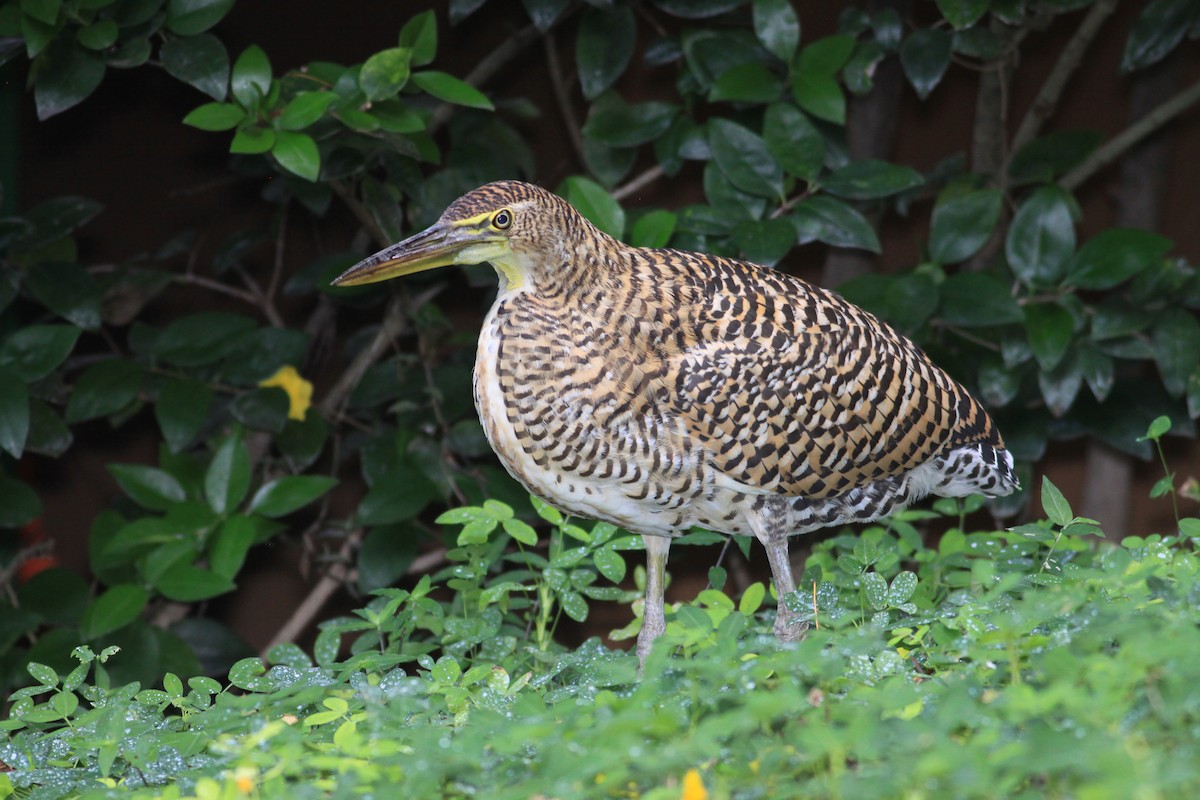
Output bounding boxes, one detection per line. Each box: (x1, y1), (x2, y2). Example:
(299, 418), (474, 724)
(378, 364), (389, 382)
(1008, 0), (1118, 161)
(544, 30), (586, 165)
(613, 165), (666, 202)
(1061, 78), (1200, 192)
(428, 23), (543, 133)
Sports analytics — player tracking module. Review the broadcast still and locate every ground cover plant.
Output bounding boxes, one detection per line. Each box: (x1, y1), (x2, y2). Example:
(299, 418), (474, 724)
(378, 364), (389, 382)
(2, 0), (1200, 796)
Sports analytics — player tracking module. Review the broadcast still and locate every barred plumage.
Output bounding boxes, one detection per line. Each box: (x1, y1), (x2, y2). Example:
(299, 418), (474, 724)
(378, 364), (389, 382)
(335, 180), (1018, 665)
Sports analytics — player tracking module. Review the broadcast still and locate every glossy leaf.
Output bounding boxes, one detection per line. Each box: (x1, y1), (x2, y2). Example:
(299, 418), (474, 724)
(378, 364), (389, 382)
(753, 0), (800, 61)
(939, 272), (1024, 327)
(166, 0), (236, 36)
(33, 39), (105, 120)
(1006, 185), (1075, 286)
(108, 465), (187, 512)
(763, 102), (825, 181)
(900, 28), (952, 99)
(929, 187), (1002, 264)
(792, 195), (881, 253)
(521, 0), (571, 30)
(412, 70), (493, 110)
(231, 45), (271, 108)
(0, 325), (80, 382)
(1024, 302), (1076, 372)
(399, 9), (437, 66)
(576, 5), (635, 99)
(1008, 130), (1101, 185)
(822, 160), (923, 200)
(358, 464), (439, 526)
(205, 434), (251, 516)
(583, 93), (676, 148)
(156, 564), (236, 602)
(936, 0), (988, 29)
(25, 261), (101, 330)
(709, 63), (783, 103)
(80, 584), (148, 640)
(360, 47), (411, 102)
(182, 102), (244, 131)
(248, 476), (338, 518)
(156, 377), (213, 453)
(1121, 0), (1200, 72)
(630, 210), (677, 248)
(708, 118), (783, 199)
(65, 359), (141, 423)
(272, 131), (320, 182)
(1040, 476), (1072, 527)
(278, 92), (336, 130)
(0, 476), (40, 528)
(791, 72), (844, 125)
(0, 365), (29, 458)
(161, 33), (228, 101)
(1151, 309), (1200, 397)
(1067, 229), (1173, 290)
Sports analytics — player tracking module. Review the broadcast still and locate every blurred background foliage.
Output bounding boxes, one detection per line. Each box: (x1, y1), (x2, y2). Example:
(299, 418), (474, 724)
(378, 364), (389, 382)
(0, 0), (1199, 695)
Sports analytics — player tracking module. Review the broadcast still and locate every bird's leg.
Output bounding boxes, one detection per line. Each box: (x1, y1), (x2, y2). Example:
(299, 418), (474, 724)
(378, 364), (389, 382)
(636, 534), (671, 669)
(762, 531), (809, 644)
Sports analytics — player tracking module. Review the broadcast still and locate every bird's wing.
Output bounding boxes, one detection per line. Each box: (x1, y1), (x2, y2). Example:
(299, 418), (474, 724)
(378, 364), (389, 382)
(662, 261), (996, 499)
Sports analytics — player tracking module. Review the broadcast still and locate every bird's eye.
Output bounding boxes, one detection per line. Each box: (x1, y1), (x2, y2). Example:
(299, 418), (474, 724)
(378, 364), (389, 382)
(492, 209), (513, 230)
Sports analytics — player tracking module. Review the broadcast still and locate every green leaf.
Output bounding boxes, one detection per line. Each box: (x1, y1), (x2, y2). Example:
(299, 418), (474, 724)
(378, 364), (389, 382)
(205, 434), (251, 515)
(502, 518), (538, 546)
(936, 0), (988, 29)
(651, 0), (744, 18)
(709, 62), (783, 103)
(156, 312), (257, 367)
(278, 91), (336, 130)
(1067, 229), (1173, 290)
(248, 476), (337, 518)
(939, 272), (1024, 327)
(862, 571), (888, 610)
(792, 195), (881, 253)
(822, 159), (923, 200)
(763, 102), (825, 181)
(576, 4), (635, 99)
(76, 19), (118, 50)
(708, 118), (783, 199)
(753, 0), (800, 61)
(593, 546), (626, 583)
(1006, 185), (1076, 286)
(108, 464), (186, 512)
(0, 476), (41, 527)
(231, 44), (272, 107)
(1024, 302), (1075, 372)
(156, 564), (236, 602)
(796, 34), (855, 74)
(156, 377), (213, 453)
(561, 176), (625, 239)
(1141, 415), (1172, 441)
(65, 359), (141, 423)
(559, 589), (589, 622)
(1039, 351), (1083, 418)
(161, 33), (229, 101)
(358, 464), (439, 525)
(929, 187), (1002, 264)
(166, 0), (235, 35)
(521, 0), (571, 30)
(1151, 309), (1200, 397)
(21, 0), (60, 26)
(230, 125), (274, 154)
(411, 70), (493, 110)
(0, 366), (28, 458)
(733, 218), (796, 267)
(33, 38), (105, 119)
(630, 210), (677, 248)
(1040, 476), (1072, 527)
(272, 131), (320, 182)
(361, 47), (412, 102)
(80, 584), (148, 640)
(1122, 0), (1200, 72)
(26, 400), (72, 458)
(888, 571), (917, 605)
(0, 325), (79, 382)
(25, 261), (101, 330)
(790, 71), (844, 125)
(209, 515), (258, 579)
(399, 9), (437, 66)
(900, 28), (952, 99)
(182, 101), (244, 131)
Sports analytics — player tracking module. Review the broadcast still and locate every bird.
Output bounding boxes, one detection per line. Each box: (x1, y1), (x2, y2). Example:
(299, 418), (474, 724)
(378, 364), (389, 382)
(332, 180), (1019, 666)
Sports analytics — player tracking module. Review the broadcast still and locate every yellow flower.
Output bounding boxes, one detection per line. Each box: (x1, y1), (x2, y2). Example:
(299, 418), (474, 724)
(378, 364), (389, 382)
(681, 768), (708, 800)
(259, 365), (313, 421)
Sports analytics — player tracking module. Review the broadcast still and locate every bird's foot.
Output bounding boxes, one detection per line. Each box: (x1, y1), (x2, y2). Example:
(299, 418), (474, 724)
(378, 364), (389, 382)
(774, 600), (810, 644)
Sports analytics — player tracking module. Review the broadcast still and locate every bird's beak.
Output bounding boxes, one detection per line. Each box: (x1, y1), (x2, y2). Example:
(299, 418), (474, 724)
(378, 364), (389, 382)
(331, 221), (491, 287)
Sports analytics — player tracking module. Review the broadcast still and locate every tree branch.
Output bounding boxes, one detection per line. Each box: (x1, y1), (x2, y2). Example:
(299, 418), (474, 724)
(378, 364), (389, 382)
(428, 23), (543, 133)
(1008, 0), (1118, 161)
(613, 165), (666, 202)
(1061, 77), (1200, 191)
(543, 30), (586, 165)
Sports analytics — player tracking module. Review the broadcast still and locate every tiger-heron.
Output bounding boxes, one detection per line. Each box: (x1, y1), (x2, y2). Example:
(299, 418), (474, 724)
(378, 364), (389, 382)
(333, 180), (1018, 666)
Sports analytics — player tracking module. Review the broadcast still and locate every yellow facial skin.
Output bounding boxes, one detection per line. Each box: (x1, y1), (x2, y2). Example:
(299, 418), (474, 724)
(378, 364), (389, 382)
(331, 211), (523, 289)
